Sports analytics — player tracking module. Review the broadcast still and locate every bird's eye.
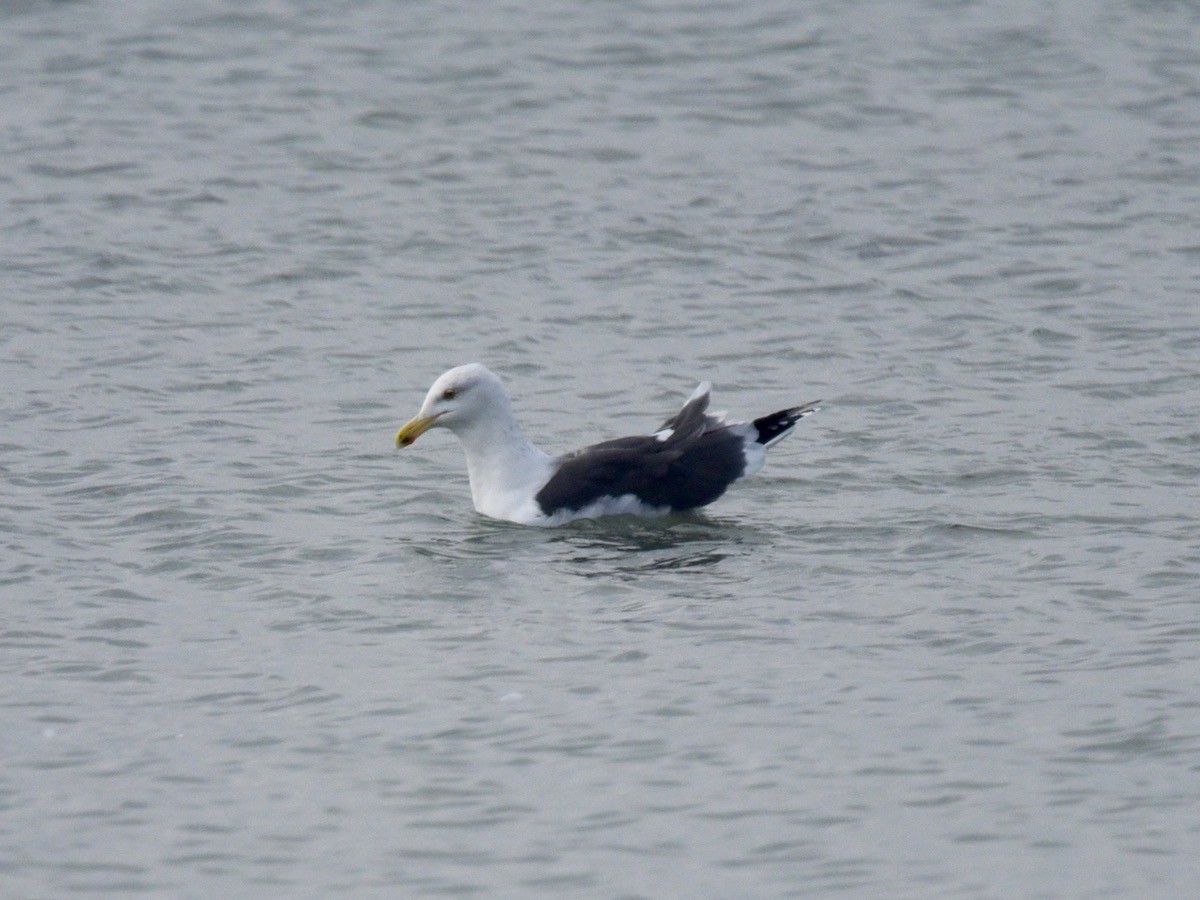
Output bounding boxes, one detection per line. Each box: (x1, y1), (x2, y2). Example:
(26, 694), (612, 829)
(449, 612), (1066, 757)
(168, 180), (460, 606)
(442, 388), (457, 400)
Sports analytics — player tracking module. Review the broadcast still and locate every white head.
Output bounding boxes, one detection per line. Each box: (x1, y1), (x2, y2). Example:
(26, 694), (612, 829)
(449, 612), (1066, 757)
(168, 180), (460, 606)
(395, 363), (511, 447)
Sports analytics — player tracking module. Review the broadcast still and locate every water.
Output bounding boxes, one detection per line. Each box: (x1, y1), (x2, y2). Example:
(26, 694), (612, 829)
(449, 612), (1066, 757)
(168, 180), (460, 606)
(3, 0), (1199, 895)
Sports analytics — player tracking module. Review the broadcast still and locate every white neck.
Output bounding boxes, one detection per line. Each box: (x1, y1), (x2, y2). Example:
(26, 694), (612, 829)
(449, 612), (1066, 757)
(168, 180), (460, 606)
(451, 409), (551, 520)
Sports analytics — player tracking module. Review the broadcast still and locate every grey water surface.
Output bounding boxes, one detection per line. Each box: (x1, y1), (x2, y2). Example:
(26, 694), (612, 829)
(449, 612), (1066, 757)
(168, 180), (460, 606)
(3, 0), (1200, 896)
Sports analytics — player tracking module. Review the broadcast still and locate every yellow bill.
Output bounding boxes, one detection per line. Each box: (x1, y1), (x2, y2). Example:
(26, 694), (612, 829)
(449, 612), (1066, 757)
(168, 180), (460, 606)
(395, 413), (439, 447)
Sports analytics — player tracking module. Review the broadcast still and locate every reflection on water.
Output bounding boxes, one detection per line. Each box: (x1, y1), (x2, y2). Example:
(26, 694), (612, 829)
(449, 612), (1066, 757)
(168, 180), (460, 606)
(548, 516), (741, 577)
(407, 512), (750, 578)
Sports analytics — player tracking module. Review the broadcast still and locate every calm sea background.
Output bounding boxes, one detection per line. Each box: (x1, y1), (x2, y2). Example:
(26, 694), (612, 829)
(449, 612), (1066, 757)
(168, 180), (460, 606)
(3, 0), (1199, 896)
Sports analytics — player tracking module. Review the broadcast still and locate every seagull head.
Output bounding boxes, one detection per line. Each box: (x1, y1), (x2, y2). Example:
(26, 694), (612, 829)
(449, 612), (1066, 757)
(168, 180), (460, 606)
(395, 363), (509, 447)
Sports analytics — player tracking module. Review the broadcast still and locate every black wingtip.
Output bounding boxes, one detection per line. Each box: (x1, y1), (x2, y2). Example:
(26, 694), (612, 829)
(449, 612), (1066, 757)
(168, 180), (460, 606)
(752, 401), (821, 446)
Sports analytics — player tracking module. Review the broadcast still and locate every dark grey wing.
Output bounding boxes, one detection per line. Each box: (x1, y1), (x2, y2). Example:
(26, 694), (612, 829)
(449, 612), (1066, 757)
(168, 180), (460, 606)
(534, 428), (748, 516)
(657, 382), (714, 441)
